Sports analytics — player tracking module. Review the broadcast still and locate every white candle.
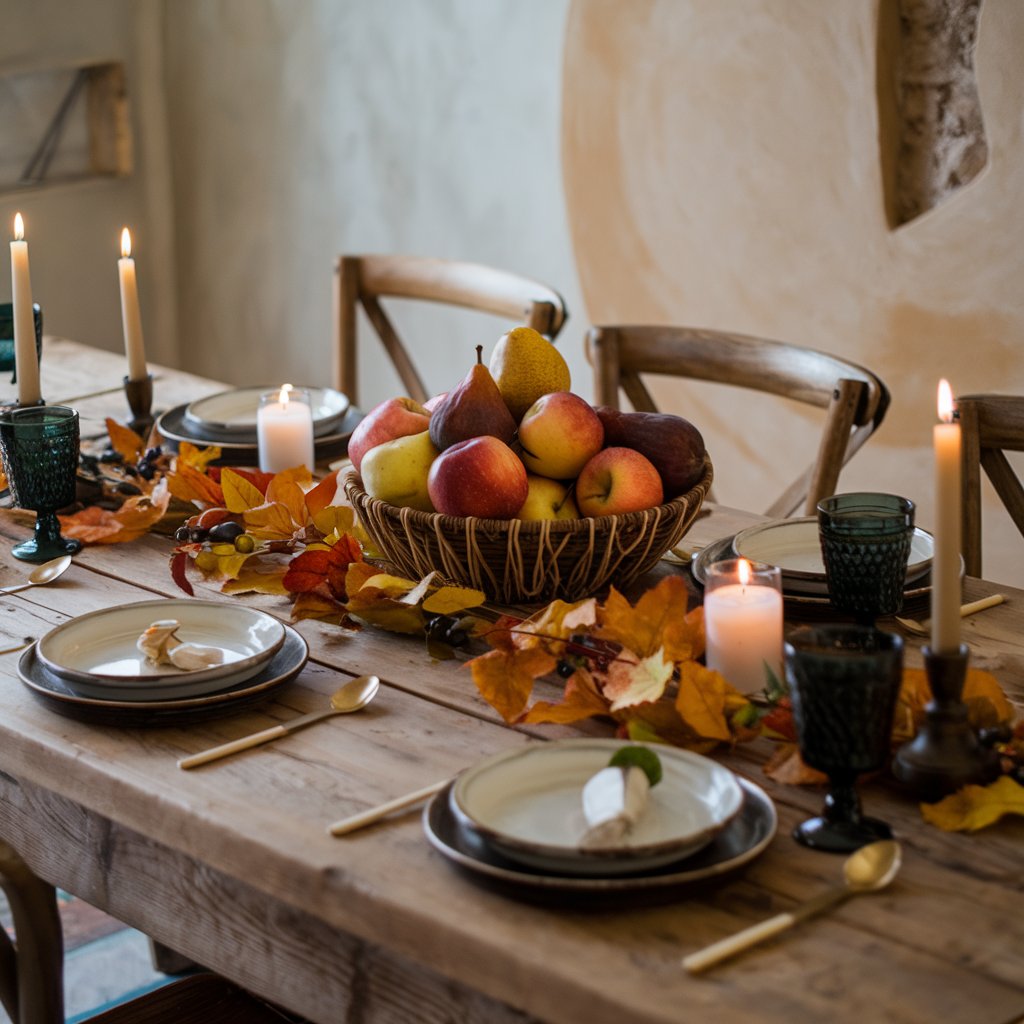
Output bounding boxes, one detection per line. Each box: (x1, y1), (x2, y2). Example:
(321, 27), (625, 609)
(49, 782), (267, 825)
(704, 558), (784, 695)
(10, 213), (41, 405)
(118, 228), (148, 382)
(257, 384), (315, 473)
(932, 379), (961, 652)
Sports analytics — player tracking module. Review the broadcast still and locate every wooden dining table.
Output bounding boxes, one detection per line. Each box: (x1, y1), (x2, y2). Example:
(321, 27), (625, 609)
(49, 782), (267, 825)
(0, 338), (1022, 1024)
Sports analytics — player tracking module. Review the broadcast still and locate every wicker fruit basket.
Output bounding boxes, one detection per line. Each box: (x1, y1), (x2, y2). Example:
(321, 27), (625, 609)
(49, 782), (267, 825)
(344, 456), (713, 604)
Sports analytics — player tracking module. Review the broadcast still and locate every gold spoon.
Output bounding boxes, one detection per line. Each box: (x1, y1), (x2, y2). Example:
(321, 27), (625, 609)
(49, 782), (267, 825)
(178, 674), (380, 769)
(682, 839), (902, 973)
(0, 554), (73, 595)
(895, 594), (1005, 637)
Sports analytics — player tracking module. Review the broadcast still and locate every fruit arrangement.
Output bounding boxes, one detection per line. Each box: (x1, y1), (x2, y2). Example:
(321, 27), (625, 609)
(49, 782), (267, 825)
(349, 326), (707, 522)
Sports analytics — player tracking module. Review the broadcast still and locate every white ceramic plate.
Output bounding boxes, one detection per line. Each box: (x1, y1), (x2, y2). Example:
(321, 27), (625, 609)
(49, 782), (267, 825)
(450, 739), (744, 876)
(36, 600), (286, 701)
(732, 518), (934, 596)
(184, 386), (349, 436)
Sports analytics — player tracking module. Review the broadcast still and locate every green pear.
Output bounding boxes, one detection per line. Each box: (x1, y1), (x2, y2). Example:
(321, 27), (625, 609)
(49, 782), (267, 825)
(360, 429), (439, 511)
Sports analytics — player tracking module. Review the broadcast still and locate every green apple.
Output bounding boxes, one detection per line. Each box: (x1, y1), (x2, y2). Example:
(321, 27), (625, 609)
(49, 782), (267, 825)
(360, 429), (439, 512)
(517, 475), (579, 521)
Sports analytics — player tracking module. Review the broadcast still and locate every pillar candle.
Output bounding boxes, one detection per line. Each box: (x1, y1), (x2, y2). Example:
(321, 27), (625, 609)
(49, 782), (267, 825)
(931, 379), (961, 652)
(704, 558), (784, 695)
(257, 385), (315, 473)
(10, 213), (41, 406)
(118, 228), (148, 382)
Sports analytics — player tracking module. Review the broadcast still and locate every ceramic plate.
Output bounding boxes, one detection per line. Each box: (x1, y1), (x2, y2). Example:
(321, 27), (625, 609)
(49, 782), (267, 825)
(450, 739), (744, 876)
(19, 625), (308, 727)
(424, 777), (776, 908)
(36, 600), (286, 700)
(693, 533), (956, 607)
(156, 404), (360, 466)
(732, 518), (935, 596)
(184, 386), (350, 437)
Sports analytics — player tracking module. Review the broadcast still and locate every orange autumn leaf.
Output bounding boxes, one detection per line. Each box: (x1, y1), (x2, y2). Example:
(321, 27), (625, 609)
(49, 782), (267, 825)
(471, 646), (558, 723)
(244, 501), (300, 540)
(597, 577), (697, 662)
(304, 471), (341, 517)
(104, 418), (144, 461)
(521, 673), (611, 725)
(675, 661), (736, 743)
(176, 441), (222, 472)
(266, 471), (310, 526)
(762, 743), (828, 785)
(166, 460), (224, 507)
(60, 480), (171, 544)
(920, 775), (1024, 832)
(283, 549), (333, 594)
(896, 666), (1014, 743)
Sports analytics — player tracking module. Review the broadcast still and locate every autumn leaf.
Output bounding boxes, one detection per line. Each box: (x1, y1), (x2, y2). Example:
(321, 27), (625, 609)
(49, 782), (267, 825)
(176, 441), (222, 472)
(471, 646), (558, 723)
(601, 649), (674, 711)
(283, 549), (334, 594)
(105, 418), (145, 461)
(920, 775), (1024, 832)
(422, 585), (486, 615)
(220, 563), (290, 596)
(675, 661), (737, 743)
(304, 471), (342, 517)
(621, 703), (715, 750)
(313, 503), (355, 539)
(521, 673), (610, 725)
(597, 578), (695, 660)
(762, 743), (828, 786)
(60, 479), (171, 544)
(221, 468), (267, 514)
(244, 501), (300, 540)
(896, 666), (1014, 743)
(166, 460), (224, 507)
(266, 471), (309, 526)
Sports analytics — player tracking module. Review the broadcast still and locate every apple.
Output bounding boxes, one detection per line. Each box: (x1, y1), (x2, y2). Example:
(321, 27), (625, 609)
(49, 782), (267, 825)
(517, 475), (580, 521)
(348, 397), (431, 474)
(428, 436), (528, 518)
(518, 392), (605, 480)
(360, 429), (439, 512)
(595, 407), (706, 498)
(575, 447), (664, 517)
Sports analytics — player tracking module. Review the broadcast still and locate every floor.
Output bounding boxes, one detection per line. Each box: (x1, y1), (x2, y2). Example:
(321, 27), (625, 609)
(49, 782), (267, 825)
(0, 890), (173, 1021)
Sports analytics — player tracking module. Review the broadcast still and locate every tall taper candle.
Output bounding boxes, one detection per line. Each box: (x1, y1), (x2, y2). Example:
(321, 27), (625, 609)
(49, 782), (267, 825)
(10, 213), (41, 405)
(932, 379), (961, 652)
(118, 228), (148, 382)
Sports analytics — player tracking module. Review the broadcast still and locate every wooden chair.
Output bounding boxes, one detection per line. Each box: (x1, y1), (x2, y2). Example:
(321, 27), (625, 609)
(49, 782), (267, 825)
(956, 393), (1024, 577)
(587, 325), (890, 518)
(334, 254), (568, 407)
(0, 838), (287, 1023)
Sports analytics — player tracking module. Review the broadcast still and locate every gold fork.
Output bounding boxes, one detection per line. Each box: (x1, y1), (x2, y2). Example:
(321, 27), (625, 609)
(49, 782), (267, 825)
(895, 594), (1006, 636)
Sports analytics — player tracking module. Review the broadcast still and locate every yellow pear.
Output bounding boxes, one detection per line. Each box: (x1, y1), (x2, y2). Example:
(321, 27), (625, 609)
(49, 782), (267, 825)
(489, 327), (571, 421)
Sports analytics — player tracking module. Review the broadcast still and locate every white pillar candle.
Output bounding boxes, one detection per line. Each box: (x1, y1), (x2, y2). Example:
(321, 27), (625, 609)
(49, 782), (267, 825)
(118, 228), (148, 382)
(931, 379), (961, 653)
(257, 385), (315, 473)
(10, 213), (41, 406)
(704, 558), (784, 695)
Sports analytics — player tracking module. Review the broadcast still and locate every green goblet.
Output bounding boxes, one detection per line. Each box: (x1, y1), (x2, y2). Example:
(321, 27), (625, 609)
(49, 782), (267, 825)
(0, 405), (82, 562)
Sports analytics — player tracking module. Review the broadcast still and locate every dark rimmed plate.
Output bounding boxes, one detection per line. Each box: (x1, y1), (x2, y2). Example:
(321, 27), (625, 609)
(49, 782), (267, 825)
(155, 404), (361, 466)
(184, 386), (350, 437)
(423, 777), (776, 908)
(18, 624), (308, 726)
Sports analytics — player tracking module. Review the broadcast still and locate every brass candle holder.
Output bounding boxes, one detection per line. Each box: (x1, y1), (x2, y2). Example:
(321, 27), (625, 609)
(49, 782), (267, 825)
(124, 374), (154, 438)
(893, 644), (1000, 802)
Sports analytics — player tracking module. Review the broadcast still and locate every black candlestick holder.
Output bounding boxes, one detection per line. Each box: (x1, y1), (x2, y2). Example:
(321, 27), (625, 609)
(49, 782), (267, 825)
(124, 374), (154, 438)
(893, 644), (1000, 802)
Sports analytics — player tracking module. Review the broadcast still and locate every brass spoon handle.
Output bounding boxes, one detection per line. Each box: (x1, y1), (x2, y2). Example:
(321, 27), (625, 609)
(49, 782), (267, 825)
(0, 582), (34, 595)
(682, 888), (849, 973)
(328, 780), (449, 836)
(178, 708), (336, 769)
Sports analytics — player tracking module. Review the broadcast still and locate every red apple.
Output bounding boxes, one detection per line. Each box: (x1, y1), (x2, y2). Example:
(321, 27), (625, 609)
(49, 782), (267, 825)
(348, 397), (431, 474)
(518, 392), (605, 480)
(428, 436), (528, 518)
(576, 447), (664, 517)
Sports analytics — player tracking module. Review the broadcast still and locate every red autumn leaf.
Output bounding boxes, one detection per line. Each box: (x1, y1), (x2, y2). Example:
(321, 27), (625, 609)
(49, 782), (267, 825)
(169, 550), (194, 596)
(304, 470), (341, 517)
(283, 549), (332, 594)
(208, 466), (275, 494)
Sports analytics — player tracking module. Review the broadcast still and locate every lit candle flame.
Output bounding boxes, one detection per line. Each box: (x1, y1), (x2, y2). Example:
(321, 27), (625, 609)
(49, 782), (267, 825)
(738, 558), (751, 586)
(278, 383), (293, 406)
(13, 213), (24, 241)
(937, 379), (956, 424)
(121, 227), (132, 259)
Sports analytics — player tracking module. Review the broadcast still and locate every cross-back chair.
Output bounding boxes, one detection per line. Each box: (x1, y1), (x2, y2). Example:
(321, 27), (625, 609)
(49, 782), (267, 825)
(334, 253), (568, 407)
(956, 393), (1024, 577)
(0, 838), (287, 1024)
(587, 325), (890, 518)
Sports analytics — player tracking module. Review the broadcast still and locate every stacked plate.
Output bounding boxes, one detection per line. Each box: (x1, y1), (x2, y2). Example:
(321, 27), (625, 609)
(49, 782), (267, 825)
(156, 386), (358, 464)
(693, 517), (945, 606)
(423, 739), (777, 904)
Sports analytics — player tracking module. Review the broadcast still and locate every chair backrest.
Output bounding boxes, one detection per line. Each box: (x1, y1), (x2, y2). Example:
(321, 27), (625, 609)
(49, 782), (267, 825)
(587, 324), (890, 517)
(956, 393), (1024, 577)
(334, 254), (568, 407)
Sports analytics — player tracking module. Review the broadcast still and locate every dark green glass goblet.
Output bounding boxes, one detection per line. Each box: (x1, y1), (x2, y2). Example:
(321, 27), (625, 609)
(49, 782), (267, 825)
(817, 493), (915, 622)
(785, 625), (903, 853)
(0, 405), (82, 563)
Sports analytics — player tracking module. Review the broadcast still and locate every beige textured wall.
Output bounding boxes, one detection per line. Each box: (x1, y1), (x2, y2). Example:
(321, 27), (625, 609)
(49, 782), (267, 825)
(0, 0), (177, 370)
(563, 0), (1024, 584)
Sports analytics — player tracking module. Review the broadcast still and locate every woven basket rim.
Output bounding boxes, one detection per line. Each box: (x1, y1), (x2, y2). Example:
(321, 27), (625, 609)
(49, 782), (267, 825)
(344, 454), (713, 532)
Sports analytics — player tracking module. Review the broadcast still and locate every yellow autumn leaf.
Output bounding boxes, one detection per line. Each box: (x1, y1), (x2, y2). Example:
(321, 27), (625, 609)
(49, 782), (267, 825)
(597, 577), (694, 661)
(266, 473), (308, 527)
(675, 661), (735, 743)
(602, 649), (674, 711)
(313, 504), (356, 539)
(348, 602), (425, 634)
(221, 468), (267, 513)
(358, 573), (419, 597)
(422, 585), (486, 615)
(177, 440), (221, 472)
(220, 564), (290, 596)
(920, 775), (1024, 832)
(104, 418), (144, 460)
(244, 501), (299, 539)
